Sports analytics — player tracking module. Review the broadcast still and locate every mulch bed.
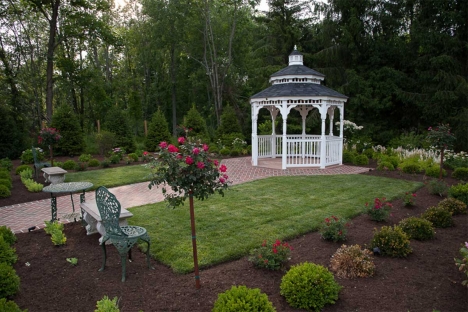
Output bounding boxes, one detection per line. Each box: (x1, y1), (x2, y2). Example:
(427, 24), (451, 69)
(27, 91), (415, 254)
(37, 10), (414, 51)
(5, 160), (468, 311)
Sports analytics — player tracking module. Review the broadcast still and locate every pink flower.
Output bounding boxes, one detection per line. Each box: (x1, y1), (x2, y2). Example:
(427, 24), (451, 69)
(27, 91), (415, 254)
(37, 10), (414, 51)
(213, 160), (219, 167)
(159, 141), (168, 149)
(168, 144), (179, 153)
(465, 242), (468, 249)
(272, 248), (277, 254)
(223, 174), (228, 180)
(203, 144), (209, 151)
(178, 137), (185, 144)
(192, 147), (200, 155)
(176, 154), (183, 159)
(143, 151), (148, 156)
(219, 164), (227, 172)
(185, 156), (194, 165)
(219, 177), (225, 183)
(428, 127), (432, 131)
(197, 161), (205, 169)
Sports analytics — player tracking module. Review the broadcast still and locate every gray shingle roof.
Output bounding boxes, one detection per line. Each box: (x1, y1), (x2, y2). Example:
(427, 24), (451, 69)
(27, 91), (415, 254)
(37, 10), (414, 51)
(251, 83), (348, 99)
(270, 65), (325, 78)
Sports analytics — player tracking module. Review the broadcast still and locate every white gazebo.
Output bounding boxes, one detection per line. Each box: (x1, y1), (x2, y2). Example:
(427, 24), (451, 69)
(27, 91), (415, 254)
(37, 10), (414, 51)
(250, 47), (348, 169)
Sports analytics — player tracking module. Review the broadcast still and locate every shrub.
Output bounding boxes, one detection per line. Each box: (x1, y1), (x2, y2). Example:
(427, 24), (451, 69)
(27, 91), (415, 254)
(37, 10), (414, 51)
(452, 167), (468, 181)
(62, 160), (77, 170)
(362, 148), (374, 159)
(0, 262), (20, 298)
(0, 298), (26, 312)
(50, 230), (67, 246)
(103, 108), (136, 153)
(219, 148), (231, 156)
(425, 165), (446, 178)
(427, 179), (449, 197)
(51, 105), (85, 156)
(212, 285), (276, 312)
(230, 149), (241, 157)
(0, 226), (16, 246)
(448, 183), (468, 205)
(377, 161), (394, 171)
(53, 161), (63, 168)
(0, 185), (11, 198)
(44, 221), (64, 235)
(216, 105), (243, 137)
(78, 154), (92, 162)
(19, 169), (32, 181)
(127, 153), (139, 162)
(95, 296), (120, 312)
(342, 150), (356, 163)
(15, 165), (31, 175)
(329, 244), (375, 278)
(403, 192), (417, 206)
(0, 158), (12, 172)
(370, 225), (412, 257)
(0, 171), (11, 182)
(353, 154), (369, 165)
(366, 197), (392, 222)
(22, 179), (43, 192)
(399, 162), (421, 174)
(248, 239), (292, 270)
(208, 145), (219, 154)
(181, 105), (210, 142)
(319, 215), (349, 242)
(218, 133), (245, 149)
(454, 242), (468, 287)
(0, 236), (17, 265)
(95, 131), (117, 156)
(109, 154), (120, 164)
(20, 148), (44, 164)
(101, 159), (110, 168)
(0, 179), (12, 190)
(280, 262), (341, 312)
(145, 109), (172, 152)
(379, 155), (400, 168)
(88, 158), (100, 167)
(421, 206), (453, 228)
(76, 162), (88, 171)
(438, 198), (467, 215)
(398, 217), (435, 240)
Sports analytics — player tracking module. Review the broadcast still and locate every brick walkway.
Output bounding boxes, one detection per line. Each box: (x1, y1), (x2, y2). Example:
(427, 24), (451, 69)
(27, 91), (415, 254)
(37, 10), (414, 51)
(0, 157), (369, 233)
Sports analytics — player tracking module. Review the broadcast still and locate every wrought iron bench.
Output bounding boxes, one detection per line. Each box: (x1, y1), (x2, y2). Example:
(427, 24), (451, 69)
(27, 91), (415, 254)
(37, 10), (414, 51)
(94, 186), (152, 282)
(32, 146), (50, 179)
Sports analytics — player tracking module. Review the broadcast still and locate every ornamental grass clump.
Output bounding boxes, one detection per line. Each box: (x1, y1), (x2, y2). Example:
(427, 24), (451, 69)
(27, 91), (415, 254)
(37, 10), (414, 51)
(280, 262), (341, 312)
(329, 244), (375, 279)
(212, 285), (276, 312)
(426, 179), (449, 197)
(370, 225), (412, 257)
(366, 197), (392, 221)
(438, 197), (467, 215)
(421, 206), (453, 228)
(319, 215), (349, 242)
(454, 242), (468, 287)
(398, 217), (435, 241)
(248, 239), (293, 270)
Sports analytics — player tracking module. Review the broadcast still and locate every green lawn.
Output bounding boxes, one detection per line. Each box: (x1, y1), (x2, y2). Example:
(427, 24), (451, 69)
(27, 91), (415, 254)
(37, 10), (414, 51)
(129, 175), (423, 273)
(64, 164), (152, 190)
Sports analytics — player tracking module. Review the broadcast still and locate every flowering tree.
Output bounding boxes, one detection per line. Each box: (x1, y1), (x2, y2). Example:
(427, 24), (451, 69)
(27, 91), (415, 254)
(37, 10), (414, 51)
(148, 137), (230, 288)
(427, 124), (456, 179)
(38, 127), (62, 165)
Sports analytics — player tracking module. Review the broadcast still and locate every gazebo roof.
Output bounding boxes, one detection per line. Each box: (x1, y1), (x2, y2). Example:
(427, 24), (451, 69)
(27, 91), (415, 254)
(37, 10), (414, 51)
(270, 65), (325, 78)
(251, 83), (348, 99)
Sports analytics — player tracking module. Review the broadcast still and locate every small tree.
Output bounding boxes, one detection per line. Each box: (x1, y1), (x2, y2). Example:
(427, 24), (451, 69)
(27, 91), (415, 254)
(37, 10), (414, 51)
(427, 124), (456, 179)
(182, 105), (209, 142)
(51, 105), (84, 157)
(103, 108), (136, 153)
(217, 105), (242, 136)
(38, 128), (62, 165)
(148, 137), (230, 288)
(145, 109), (172, 152)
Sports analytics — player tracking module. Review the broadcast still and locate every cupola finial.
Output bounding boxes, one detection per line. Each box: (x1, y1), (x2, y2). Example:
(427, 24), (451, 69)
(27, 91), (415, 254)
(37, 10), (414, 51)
(294, 45), (297, 50)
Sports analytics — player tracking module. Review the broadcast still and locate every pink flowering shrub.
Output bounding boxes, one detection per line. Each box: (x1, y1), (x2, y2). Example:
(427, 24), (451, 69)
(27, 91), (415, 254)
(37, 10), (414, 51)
(38, 128), (62, 146)
(366, 197), (393, 222)
(248, 239), (293, 270)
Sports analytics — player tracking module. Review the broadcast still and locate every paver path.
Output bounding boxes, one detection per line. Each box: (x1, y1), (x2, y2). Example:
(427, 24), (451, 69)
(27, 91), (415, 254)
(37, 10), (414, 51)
(0, 157), (369, 233)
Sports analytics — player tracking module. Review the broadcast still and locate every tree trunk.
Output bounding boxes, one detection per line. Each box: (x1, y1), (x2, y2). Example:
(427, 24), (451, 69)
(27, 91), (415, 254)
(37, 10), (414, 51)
(189, 192), (201, 289)
(439, 148), (445, 180)
(45, 0), (61, 122)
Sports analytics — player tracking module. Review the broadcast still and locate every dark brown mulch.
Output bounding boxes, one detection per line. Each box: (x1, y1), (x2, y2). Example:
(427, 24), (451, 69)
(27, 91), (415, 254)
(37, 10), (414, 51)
(7, 162), (468, 311)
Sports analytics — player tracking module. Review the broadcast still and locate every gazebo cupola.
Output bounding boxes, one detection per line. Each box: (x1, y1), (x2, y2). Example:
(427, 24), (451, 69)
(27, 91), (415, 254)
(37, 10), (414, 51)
(250, 46), (348, 169)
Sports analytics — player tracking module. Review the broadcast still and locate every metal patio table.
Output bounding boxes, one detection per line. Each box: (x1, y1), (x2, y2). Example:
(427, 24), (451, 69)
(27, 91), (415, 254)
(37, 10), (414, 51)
(42, 182), (93, 222)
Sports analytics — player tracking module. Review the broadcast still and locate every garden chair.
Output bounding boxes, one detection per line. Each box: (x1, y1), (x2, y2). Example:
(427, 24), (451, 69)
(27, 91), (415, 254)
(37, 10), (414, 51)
(95, 186), (152, 282)
(32, 146), (50, 179)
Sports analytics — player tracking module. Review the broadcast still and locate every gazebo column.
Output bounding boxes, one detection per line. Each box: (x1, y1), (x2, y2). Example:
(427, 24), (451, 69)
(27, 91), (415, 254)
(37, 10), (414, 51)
(328, 107), (334, 136)
(268, 107), (279, 158)
(319, 105), (328, 169)
(281, 101), (288, 170)
(251, 104), (259, 166)
(338, 105), (345, 165)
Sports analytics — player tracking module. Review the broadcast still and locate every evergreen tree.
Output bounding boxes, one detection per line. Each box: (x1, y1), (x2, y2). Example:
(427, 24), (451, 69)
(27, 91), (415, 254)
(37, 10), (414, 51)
(182, 105), (209, 142)
(103, 108), (136, 153)
(217, 105), (242, 136)
(145, 109), (172, 152)
(51, 105), (85, 156)
(0, 106), (26, 159)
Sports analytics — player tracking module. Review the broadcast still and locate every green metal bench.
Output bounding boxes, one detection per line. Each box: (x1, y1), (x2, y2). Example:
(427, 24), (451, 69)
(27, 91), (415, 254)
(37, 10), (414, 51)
(32, 146), (51, 179)
(95, 186), (152, 282)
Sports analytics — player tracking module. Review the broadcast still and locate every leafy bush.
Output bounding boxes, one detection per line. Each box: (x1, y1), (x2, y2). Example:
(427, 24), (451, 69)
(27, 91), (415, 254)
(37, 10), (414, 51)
(342, 150), (356, 163)
(95, 131), (117, 156)
(425, 165), (446, 178)
(20, 148), (44, 164)
(230, 149), (241, 157)
(50, 230), (67, 246)
(22, 179), (43, 192)
(353, 154), (369, 165)
(127, 153), (139, 162)
(217, 105), (243, 137)
(0, 298), (26, 312)
(280, 262), (341, 312)
(398, 217), (435, 240)
(219, 148), (231, 156)
(366, 197), (392, 222)
(319, 215), (349, 242)
(248, 239), (292, 270)
(454, 242), (468, 287)
(0, 236), (17, 265)
(438, 198), (467, 215)
(44, 221), (64, 235)
(88, 158), (100, 167)
(0, 185), (11, 198)
(377, 161), (394, 171)
(145, 109), (172, 152)
(218, 133), (245, 149)
(0, 171), (11, 181)
(0, 262), (20, 298)
(399, 162), (422, 174)
(212, 285), (276, 312)
(329, 244), (375, 278)
(0, 158), (12, 172)
(208, 145), (219, 154)
(15, 165), (31, 175)
(370, 226), (412, 257)
(109, 154), (120, 164)
(19, 168), (32, 180)
(403, 192), (417, 206)
(448, 183), (468, 205)
(78, 154), (92, 162)
(427, 179), (449, 197)
(452, 167), (468, 180)
(103, 108), (136, 153)
(51, 105), (85, 156)
(421, 206), (453, 228)
(182, 106), (210, 142)
(76, 162), (88, 171)
(0, 179), (12, 190)
(379, 155), (400, 168)
(95, 296), (120, 312)
(0, 226), (16, 246)
(101, 159), (110, 168)
(62, 160), (77, 170)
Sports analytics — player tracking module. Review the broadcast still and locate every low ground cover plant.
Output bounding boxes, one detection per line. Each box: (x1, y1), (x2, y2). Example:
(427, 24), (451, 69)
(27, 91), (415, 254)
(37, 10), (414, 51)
(15, 165), (30, 175)
(44, 221), (67, 246)
(454, 242), (468, 287)
(398, 217), (435, 240)
(370, 225), (412, 257)
(319, 215), (349, 242)
(329, 244), (375, 278)
(421, 206), (453, 228)
(280, 262), (341, 311)
(366, 197), (393, 221)
(19, 168), (43, 192)
(95, 296), (120, 312)
(213, 285), (276, 312)
(248, 239), (292, 270)
(438, 198), (467, 215)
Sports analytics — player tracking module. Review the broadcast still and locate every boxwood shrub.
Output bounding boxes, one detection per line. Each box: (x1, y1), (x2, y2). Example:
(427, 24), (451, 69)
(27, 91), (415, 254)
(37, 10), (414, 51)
(213, 285), (276, 312)
(437, 198), (467, 215)
(452, 167), (468, 180)
(370, 226), (412, 257)
(0, 262), (20, 298)
(421, 206), (453, 228)
(398, 217), (435, 240)
(448, 183), (468, 205)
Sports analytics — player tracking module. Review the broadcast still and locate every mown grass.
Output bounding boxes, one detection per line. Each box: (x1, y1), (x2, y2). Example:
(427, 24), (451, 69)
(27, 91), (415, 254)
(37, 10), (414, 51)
(129, 175), (423, 273)
(64, 165), (152, 190)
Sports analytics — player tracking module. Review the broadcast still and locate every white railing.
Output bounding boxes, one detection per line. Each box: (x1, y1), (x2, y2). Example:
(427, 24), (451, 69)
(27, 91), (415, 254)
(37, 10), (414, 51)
(325, 137), (342, 166)
(286, 139), (321, 167)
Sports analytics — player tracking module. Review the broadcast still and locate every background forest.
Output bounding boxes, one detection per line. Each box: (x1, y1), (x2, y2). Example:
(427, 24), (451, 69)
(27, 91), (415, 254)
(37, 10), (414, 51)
(0, 0), (467, 159)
